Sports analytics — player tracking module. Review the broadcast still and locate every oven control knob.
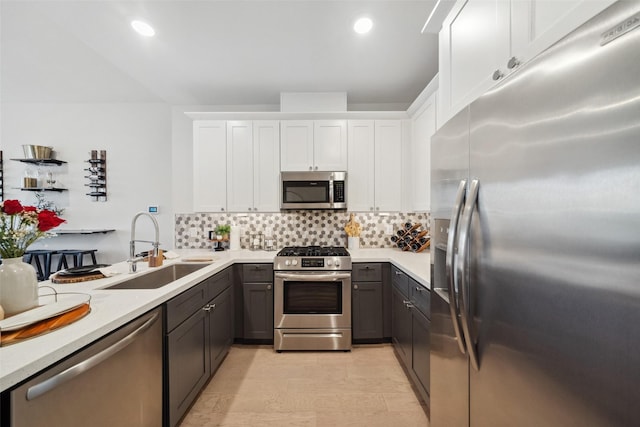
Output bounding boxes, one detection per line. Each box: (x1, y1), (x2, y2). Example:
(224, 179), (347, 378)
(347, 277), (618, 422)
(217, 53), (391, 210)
(285, 260), (291, 266)
(291, 259), (298, 266)
(335, 260), (341, 268)
(327, 259), (333, 266)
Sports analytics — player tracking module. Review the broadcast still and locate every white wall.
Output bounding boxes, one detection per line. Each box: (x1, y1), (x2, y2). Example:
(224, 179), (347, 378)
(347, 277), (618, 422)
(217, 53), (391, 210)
(1, 103), (172, 264)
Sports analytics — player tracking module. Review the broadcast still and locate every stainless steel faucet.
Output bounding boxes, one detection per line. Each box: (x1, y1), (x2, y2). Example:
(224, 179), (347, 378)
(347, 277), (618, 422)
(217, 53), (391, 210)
(128, 212), (160, 273)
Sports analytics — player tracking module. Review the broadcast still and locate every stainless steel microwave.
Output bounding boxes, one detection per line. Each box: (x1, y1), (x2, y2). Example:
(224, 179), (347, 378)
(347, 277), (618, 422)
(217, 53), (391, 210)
(280, 171), (347, 210)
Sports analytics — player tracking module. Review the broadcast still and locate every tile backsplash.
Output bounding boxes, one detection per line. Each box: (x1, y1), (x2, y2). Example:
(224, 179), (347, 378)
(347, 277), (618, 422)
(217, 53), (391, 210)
(175, 211), (430, 250)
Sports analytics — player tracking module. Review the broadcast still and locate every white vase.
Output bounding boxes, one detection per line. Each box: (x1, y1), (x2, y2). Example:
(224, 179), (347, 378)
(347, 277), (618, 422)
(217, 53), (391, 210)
(348, 237), (360, 250)
(0, 257), (39, 317)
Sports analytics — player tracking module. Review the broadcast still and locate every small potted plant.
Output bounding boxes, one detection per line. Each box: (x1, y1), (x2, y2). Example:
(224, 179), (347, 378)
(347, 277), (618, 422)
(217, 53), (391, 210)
(214, 224), (231, 240)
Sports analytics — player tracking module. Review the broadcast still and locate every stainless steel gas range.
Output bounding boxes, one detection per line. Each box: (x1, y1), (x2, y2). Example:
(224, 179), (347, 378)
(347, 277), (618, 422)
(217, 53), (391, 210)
(273, 246), (352, 351)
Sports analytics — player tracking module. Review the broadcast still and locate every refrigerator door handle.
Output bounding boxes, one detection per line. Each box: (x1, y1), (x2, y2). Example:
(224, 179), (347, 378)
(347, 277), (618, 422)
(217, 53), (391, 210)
(446, 179), (468, 354)
(458, 179), (480, 371)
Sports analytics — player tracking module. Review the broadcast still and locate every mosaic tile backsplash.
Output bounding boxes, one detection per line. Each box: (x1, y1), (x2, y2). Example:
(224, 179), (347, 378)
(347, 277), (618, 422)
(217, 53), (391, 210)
(175, 211), (430, 250)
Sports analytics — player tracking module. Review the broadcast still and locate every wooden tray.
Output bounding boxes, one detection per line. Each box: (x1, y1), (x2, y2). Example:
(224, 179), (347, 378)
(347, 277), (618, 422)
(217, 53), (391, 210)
(51, 271), (105, 284)
(0, 303), (91, 346)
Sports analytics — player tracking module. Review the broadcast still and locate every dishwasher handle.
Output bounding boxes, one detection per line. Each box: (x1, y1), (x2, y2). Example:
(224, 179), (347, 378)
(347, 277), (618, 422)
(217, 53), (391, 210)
(26, 311), (160, 401)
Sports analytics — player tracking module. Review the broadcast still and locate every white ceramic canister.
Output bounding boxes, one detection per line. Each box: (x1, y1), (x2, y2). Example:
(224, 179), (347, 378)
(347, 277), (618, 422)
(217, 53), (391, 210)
(348, 236), (360, 250)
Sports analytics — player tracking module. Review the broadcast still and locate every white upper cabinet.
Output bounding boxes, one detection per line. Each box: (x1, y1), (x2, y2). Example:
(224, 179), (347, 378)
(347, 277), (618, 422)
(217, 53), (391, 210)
(348, 120), (403, 212)
(227, 120), (280, 212)
(510, 0), (616, 63)
(313, 120), (348, 171)
(193, 120), (226, 212)
(439, 0), (510, 126)
(226, 121), (254, 212)
(280, 120), (313, 171)
(439, 0), (616, 127)
(281, 120), (347, 171)
(411, 92), (437, 212)
(347, 120), (376, 212)
(374, 121), (403, 212)
(252, 121), (281, 212)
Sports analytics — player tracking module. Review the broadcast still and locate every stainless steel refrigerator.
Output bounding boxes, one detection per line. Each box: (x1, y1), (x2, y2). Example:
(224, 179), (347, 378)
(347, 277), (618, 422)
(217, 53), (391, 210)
(430, 2), (640, 426)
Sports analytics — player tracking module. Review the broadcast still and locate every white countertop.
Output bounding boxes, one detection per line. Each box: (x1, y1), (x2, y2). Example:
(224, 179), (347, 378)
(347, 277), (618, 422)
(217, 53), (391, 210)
(0, 248), (429, 392)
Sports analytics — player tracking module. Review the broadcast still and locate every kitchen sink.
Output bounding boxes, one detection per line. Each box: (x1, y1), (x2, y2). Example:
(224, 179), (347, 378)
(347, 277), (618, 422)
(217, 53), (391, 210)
(105, 263), (209, 290)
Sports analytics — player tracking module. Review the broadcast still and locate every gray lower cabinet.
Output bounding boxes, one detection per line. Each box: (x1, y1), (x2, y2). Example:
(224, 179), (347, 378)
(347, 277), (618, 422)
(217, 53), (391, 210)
(241, 264), (274, 342)
(165, 267), (233, 427)
(352, 263), (384, 342)
(391, 265), (431, 407)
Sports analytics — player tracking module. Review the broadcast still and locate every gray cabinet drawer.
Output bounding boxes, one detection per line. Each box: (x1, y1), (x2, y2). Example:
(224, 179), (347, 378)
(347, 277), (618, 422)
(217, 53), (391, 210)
(391, 265), (409, 297)
(352, 263), (382, 282)
(165, 280), (208, 332)
(207, 266), (232, 299)
(410, 278), (430, 319)
(242, 263), (273, 283)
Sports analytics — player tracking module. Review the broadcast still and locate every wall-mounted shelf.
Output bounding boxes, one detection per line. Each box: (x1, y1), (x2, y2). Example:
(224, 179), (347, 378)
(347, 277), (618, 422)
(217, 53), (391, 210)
(85, 150), (107, 201)
(19, 187), (67, 192)
(11, 158), (67, 166)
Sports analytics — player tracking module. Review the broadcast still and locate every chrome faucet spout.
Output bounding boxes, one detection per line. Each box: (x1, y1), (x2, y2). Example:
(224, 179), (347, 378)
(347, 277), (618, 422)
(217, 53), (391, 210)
(128, 212), (160, 273)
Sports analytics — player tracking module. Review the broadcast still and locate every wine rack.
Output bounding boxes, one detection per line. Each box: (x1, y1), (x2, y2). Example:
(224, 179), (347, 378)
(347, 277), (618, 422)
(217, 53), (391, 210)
(85, 150), (107, 201)
(391, 222), (430, 253)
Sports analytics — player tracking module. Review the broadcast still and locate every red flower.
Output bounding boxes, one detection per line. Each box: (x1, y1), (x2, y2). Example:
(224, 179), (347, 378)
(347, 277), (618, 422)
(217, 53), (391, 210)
(37, 210), (65, 232)
(2, 200), (23, 215)
(23, 205), (38, 212)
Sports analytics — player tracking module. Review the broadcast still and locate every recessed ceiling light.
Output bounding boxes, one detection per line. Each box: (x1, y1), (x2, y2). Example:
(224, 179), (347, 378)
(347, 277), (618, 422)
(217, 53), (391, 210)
(131, 20), (155, 37)
(353, 17), (373, 34)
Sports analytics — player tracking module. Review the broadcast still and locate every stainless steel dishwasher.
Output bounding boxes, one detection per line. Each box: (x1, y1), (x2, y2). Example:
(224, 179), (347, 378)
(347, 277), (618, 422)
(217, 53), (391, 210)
(9, 307), (163, 427)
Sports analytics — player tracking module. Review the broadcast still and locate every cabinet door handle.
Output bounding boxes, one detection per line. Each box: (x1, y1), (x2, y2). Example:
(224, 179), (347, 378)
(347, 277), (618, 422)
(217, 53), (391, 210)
(353, 284), (359, 290)
(395, 271), (403, 276)
(507, 56), (520, 69)
(492, 69), (504, 81)
(314, 166), (318, 170)
(309, 166), (313, 171)
(248, 207), (252, 211)
(370, 207), (374, 211)
(415, 286), (423, 292)
(203, 305), (212, 312)
(220, 207), (225, 212)
(375, 207), (380, 211)
(266, 284), (272, 290)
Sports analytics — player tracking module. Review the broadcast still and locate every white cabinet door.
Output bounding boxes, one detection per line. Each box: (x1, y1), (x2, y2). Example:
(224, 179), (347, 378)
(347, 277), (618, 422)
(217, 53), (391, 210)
(314, 120), (348, 171)
(411, 93), (437, 212)
(280, 120), (314, 171)
(374, 121), (403, 212)
(253, 121), (280, 212)
(347, 120), (376, 212)
(226, 121), (254, 212)
(439, 0), (510, 126)
(439, 0), (616, 128)
(193, 120), (226, 212)
(510, 0), (616, 64)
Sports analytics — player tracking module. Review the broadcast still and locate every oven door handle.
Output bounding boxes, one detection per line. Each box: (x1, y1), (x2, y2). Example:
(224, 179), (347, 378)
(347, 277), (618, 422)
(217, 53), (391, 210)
(275, 272), (352, 281)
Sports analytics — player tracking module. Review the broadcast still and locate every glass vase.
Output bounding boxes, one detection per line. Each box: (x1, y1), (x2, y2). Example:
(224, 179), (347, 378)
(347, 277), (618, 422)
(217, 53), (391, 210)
(0, 257), (39, 317)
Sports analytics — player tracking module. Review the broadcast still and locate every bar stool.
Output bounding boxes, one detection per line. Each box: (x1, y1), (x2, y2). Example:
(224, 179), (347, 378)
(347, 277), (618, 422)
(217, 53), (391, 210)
(56, 249), (99, 271)
(24, 249), (59, 281)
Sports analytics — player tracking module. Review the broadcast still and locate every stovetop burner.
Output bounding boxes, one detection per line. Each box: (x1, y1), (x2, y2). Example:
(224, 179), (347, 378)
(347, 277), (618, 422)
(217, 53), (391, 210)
(277, 246), (350, 257)
(274, 246), (352, 271)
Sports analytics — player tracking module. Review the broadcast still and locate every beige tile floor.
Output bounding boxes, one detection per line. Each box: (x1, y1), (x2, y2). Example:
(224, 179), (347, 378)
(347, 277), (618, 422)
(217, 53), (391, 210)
(180, 344), (430, 427)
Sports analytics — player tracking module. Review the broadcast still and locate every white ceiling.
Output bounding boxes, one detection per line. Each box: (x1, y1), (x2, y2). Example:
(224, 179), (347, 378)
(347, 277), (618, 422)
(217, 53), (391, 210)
(1, 0), (439, 109)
